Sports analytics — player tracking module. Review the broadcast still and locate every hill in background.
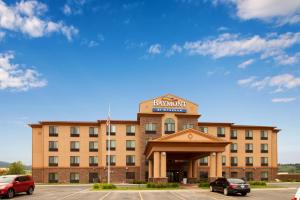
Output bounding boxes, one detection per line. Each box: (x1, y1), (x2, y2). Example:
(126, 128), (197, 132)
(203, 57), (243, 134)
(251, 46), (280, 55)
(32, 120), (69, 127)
(0, 161), (31, 170)
(278, 164), (300, 173)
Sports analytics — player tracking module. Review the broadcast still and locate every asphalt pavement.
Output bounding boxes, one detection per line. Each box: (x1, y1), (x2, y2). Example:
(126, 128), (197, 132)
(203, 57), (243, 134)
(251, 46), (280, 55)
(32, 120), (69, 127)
(1, 183), (298, 200)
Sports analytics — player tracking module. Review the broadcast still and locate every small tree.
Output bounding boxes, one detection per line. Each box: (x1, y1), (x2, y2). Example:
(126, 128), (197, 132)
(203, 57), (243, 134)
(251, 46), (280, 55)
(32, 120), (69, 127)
(7, 161), (25, 175)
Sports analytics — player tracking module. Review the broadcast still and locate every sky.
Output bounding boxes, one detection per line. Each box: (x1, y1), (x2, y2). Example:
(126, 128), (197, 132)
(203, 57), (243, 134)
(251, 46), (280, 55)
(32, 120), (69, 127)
(0, 0), (300, 165)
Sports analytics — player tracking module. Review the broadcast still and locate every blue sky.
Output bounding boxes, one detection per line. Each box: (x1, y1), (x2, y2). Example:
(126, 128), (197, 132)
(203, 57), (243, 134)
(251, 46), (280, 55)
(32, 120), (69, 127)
(0, 0), (300, 165)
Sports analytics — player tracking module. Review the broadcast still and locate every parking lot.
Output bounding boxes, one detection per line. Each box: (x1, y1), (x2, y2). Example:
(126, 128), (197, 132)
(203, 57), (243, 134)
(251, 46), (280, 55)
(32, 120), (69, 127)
(2, 184), (299, 200)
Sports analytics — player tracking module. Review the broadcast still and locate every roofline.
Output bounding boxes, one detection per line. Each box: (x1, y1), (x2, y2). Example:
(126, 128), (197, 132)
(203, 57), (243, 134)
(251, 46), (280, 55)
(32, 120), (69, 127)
(28, 120), (280, 132)
(198, 122), (279, 131)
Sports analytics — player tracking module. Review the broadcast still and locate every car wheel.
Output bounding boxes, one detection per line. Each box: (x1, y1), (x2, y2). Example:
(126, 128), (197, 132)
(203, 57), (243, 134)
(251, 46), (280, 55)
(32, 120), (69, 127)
(223, 188), (229, 196)
(209, 186), (214, 192)
(7, 189), (14, 199)
(26, 186), (34, 195)
(241, 192), (247, 196)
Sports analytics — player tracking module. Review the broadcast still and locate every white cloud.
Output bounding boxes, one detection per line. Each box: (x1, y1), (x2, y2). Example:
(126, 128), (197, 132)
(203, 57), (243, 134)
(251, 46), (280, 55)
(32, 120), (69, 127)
(274, 52), (300, 65)
(238, 58), (254, 69)
(272, 97), (296, 103)
(63, 4), (72, 15)
(148, 44), (161, 55)
(0, 0), (78, 41)
(182, 32), (300, 65)
(81, 39), (99, 48)
(238, 74), (300, 92)
(217, 26), (229, 31)
(213, 0), (300, 26)
(166, 44), (182, 57)
(0, 52), (47, 91)
(238, 76), (256, 85)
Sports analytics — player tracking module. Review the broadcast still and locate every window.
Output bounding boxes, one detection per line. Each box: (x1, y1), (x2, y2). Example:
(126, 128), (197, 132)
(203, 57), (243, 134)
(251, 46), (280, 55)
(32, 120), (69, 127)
(126, 155), (135, 166)
(70, 141), (80, 152)
(261, 157), (268, 166)
(126, 125), (135, 136)
(261, 130), (268, 140)
(245, 157), (253, 166)
(70, 156), (80, 166)
(222, 156), (226, 166)
(261, 172), (268, 181)
(183, 124), (194, 130)
(48, 173), (58, 183)
(245, 130), (253, 140)
(89, 141), (98, 152)
(230, 130), (237, 139)
(70, 173), (79, 183)
(230, 143), (238, 153)
(70, 127), (80, 137)
(49, 126), (58, 137)
(126, 140), (135, 151)
(106, 125), (116, 136)
(199, 157), (208, 166)
(199, 172), (208, 181)
(261, 144), (268, 153)
(245, 172), (253, 181)
(126, 172), (135, 179)
(49, 141), (58, 151)
(89, 173), (99, 183)
(89, 127), (98, 137)
(49, 156), (58, 167)
(245, 143), (253, 153)
(145, 123), (156, 134)
(106, 140), (116, 151)
(231, 157), (238, 166)
(217, 127), (225, 137)
(199, 127), (208, 133)
(164, 118), (175, 134)
(106, 155), (116, 166)
(89, 156), (98, 166)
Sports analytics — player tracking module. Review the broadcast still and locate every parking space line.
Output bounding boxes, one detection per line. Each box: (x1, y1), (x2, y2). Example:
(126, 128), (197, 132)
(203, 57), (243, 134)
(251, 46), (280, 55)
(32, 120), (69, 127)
(139, 191), (144, 200)
(60, 188), (90, 200)
(99, 192), (111, 200)
(169, 191), (187, 200)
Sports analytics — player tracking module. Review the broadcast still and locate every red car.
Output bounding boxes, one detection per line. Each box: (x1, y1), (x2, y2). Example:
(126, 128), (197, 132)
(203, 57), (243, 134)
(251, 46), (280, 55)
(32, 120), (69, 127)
(0, 175), (35, 199)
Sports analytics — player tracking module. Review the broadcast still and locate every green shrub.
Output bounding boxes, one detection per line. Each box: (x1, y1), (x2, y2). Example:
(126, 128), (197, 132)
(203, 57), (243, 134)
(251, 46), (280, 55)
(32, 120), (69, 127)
(131, 180), (147, 184)
(198, 182), (209, 188)
(249, 181), (267, 186)
(93, 183), (116, 190)
(146, 182), (179, 188)
(93, 183), (101, 190)
(101, 183), (117, 189)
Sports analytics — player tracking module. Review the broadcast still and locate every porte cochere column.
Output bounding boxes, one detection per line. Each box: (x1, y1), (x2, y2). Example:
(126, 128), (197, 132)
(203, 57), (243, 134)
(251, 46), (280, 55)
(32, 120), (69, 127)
(209, 152), (223, 181)
(149, 151), (168, 183)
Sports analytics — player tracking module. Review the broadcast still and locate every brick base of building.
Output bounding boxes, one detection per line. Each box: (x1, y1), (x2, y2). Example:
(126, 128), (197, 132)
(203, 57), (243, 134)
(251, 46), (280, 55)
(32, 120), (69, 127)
(187, 178), (198, 183)
(148, 177), (168, 183)
(33, 166), (277, 183)
(198, 166), (278, 181)
(32, 166), (140, 184)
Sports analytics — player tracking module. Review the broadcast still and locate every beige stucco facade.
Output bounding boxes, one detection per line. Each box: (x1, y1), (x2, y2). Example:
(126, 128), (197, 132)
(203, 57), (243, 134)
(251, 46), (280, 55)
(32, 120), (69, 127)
(30, 94), (279, 183)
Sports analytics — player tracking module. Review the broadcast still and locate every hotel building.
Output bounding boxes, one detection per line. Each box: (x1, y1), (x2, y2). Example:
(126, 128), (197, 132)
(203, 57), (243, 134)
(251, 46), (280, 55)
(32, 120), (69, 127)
(30, 94), (279, 183)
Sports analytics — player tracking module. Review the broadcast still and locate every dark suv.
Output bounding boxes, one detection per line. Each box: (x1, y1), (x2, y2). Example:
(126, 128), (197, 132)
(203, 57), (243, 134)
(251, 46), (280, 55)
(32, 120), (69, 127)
(0, 175), (35, 199)
(210, 178), (250, 196)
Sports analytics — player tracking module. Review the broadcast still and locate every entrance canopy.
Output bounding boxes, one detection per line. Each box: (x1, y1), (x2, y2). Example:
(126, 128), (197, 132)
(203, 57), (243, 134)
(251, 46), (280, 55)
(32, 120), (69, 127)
(144, 128), (231, 182)
(145, 128), (230, 159)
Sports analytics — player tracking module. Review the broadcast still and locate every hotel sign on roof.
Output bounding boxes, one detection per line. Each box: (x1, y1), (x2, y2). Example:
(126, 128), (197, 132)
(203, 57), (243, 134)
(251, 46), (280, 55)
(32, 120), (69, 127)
(152, 96), (187, 113)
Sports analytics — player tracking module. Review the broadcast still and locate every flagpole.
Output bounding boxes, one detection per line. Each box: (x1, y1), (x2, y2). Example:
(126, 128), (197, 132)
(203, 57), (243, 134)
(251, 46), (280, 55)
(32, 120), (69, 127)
(107, 104), (111, 184)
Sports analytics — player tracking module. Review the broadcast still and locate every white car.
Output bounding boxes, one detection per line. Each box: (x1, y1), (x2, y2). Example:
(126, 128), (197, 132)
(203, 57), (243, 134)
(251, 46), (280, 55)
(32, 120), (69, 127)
(292, 187), (300, 200)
